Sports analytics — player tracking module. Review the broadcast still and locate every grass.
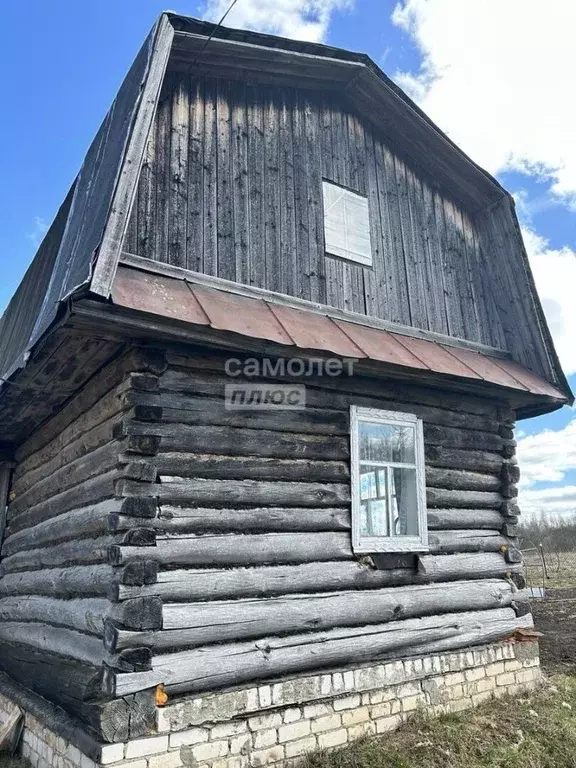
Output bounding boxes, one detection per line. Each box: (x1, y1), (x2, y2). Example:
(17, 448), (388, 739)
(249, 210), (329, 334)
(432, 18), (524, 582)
(523, 554), (576, 590)
(302, 675), (576, 768)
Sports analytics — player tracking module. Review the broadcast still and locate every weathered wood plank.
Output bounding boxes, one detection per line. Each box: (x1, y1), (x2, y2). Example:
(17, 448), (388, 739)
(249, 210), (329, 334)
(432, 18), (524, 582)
(0, 596), (109, 635)
(110, 579), (513, 651)
(427, 508), (508, 531)
(110, 531), (352, 567)
(0, 622), (104, 667)
(119, 478), (349, 508)
(141, 608), (525, 695)
(426, 488), (502, 509)
(418, 552), (521, 581)
(149, 453), (349, 483)
(425, 467), (500, 492)
(1, 534), (118, 573)
(156, 505), (350, 533)
(0, 566), (116, 598)
(428, 529), (509, 554)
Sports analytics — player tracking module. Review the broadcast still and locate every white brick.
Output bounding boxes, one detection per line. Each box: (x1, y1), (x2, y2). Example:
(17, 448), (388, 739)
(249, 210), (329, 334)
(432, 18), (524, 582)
(311, 714), (341, 733)
(343, 671), (355, 690)
(212, 721), (248, 739)
(504, 660), (522, 673)
(249, 713), (282, 731)
(333, 695), (361, 711)
(304, 704), (330, 719)
(283, 707), (301, 723)
(402, 695), (425, 712)
(496, 673), (516, 687)
(100, 743), (125, 764)
(321, 675), (332, 695)
(465, 667), (486, 682)
(371, 702), (391, 719)
(285, 736), (317, 758)
(253, 729), (278, 749)
(332, 673), (344, 692)
(317, 729), (348, 749)
(347, 722), (376, 740)
(259, 687), (272, 708)
(191, 740), (229, 762)
(170, 727), (210, 748)
(125, 736), (169, 759)
(230, 735), (252, 756)
(149, 752), (183, 768)
(250, 745), (284, 766)
(341, 707), (370, 726)
(375, 714), (403, 733)
(278, 720), (310, 743)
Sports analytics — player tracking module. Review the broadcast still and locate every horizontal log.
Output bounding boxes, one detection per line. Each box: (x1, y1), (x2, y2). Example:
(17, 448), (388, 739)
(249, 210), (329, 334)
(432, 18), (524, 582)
(0, 595), (162, 634)
(0, 566), (116, 598)
(426, 509), (508, 531)
(425, 467), (500, 492)
(388, 612), (532, 661)
(118, 422), (349, 460)
(9, 440), (122, 517)
(0, 534), (118, 573)
(113, 560), (424, 602)
(119, 478), (350, 508)
(0, 622), (104, 666)
(418, 552), (521, 581)
(110, 532), (352, 568)
(0, 596), (109, 635)
(2, 500), (119, 556)
(501, 463), (521, 485)
(428, 530), (509, 554)
(140, 607), (523, 696)
(147, 453), (350, 483)
(125, 391), (349, 435)
(14, 417), (120, 500)
(426, 488), (502, 509)
(105, 648), (152, 673)
(111, 579), (514, 652)
(161, 362), (501, 420)
(155, 506), (350, 533)
(423, 425), (502, 451)
(0, 639), (103, 711)
(8, 470), (121, 534)
(425, 446), (503, 473)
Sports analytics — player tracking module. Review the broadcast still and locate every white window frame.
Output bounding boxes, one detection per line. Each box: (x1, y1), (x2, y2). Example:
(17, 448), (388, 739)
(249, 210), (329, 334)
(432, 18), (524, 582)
(350, 406), (428, 554)
(322, 180), (373, 267)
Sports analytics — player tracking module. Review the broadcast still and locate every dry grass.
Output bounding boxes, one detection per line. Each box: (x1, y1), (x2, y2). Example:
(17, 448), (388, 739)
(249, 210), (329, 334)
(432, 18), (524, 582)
(0, 758), (29, 767)
(302, 675), (576, 768)
(523, 553), (576, 590)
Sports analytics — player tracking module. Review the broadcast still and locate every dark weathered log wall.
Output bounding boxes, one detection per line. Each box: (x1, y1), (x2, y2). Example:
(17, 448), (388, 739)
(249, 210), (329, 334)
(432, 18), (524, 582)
(123, 74), (509, 351)
(0, 344), (526, 705)
(0, 350), (166, 725)
(101, 347), (525, 697)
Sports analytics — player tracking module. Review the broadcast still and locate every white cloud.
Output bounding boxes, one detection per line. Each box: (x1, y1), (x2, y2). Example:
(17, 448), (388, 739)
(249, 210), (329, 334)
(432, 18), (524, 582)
(517, 417), (576, 517)
(518, 417), (576, 488)
(391, 0), (576, 207)
(202, 0), (352, 42)
(521, 226), (576, 375)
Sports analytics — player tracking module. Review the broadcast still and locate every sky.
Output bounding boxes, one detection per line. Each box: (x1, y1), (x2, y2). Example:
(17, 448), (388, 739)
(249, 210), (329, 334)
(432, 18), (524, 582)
(0, 0), (575, 519)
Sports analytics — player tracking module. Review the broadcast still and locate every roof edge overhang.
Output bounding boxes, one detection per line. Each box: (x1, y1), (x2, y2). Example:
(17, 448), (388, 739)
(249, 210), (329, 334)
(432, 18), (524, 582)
(92, 258), (569, 420)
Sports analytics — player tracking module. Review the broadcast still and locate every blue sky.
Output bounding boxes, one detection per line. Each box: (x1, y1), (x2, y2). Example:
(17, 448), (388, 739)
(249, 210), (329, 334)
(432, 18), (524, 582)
(1, 0), (575, 517)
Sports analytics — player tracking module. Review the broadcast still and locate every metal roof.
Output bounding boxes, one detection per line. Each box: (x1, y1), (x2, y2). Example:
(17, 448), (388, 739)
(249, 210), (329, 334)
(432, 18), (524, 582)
(112, 265), (567, 404)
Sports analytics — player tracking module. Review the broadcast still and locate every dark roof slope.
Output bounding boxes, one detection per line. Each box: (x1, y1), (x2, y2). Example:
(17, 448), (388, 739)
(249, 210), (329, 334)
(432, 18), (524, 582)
(0, 17), (163, 383)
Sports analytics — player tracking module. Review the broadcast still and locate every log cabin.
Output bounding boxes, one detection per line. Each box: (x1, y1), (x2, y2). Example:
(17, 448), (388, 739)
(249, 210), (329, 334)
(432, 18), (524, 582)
(0, 11), (572, 768)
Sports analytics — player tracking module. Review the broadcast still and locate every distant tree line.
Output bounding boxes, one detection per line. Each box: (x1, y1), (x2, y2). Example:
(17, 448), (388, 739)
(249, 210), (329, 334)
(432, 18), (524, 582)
(518, 514), (576, 553)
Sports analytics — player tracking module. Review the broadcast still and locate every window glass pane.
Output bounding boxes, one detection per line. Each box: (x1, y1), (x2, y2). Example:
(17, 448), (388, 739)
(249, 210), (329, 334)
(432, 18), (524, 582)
(359, 421), (415, 464)
(390, 467), (419, 536)
(359, 466), (389, 536)
(322, 181), (372, 266)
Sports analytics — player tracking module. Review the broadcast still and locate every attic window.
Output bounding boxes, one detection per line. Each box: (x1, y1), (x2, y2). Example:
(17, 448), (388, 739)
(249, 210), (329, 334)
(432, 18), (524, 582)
(350, 406), (428, 554)
(322, 181), (372, 266)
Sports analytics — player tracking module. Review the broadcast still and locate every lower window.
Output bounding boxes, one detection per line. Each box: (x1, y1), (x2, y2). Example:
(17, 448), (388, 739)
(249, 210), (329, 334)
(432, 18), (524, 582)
(350, 405), (428, 553)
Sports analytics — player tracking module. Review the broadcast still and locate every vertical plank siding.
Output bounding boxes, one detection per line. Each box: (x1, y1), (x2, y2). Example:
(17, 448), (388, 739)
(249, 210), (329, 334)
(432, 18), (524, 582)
(126, 74), (508, 351)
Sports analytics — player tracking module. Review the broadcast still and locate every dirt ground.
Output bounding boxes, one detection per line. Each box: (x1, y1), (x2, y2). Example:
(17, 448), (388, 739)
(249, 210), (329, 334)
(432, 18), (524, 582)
(531, 588), (576, 674)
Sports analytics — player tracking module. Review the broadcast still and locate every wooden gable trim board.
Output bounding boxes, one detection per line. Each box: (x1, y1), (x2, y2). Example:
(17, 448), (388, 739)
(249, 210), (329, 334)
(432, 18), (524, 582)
(89, 14), (175, 298)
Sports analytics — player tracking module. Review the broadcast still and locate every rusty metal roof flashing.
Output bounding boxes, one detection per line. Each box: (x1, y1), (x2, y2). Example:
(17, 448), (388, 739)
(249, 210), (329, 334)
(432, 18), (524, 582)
(111, 264), (568, 416)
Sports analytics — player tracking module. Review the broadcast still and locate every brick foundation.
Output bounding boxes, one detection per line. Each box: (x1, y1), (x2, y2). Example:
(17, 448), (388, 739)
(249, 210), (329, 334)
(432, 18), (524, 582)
(0, 642), (541, 768)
